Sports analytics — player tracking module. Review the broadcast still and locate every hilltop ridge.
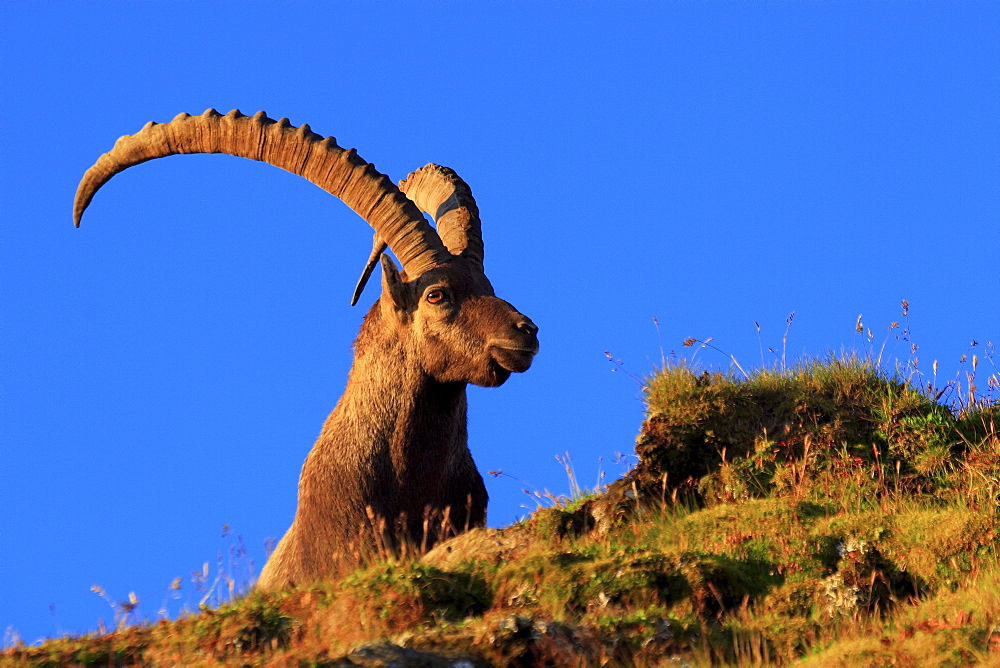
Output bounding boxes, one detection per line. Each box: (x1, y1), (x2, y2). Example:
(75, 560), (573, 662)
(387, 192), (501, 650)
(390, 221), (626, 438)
(5, 355), (998, 666)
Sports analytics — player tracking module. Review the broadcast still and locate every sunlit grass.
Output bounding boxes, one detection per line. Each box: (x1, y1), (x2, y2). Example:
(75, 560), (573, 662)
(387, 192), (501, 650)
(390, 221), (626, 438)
(4, 311), (998, 665)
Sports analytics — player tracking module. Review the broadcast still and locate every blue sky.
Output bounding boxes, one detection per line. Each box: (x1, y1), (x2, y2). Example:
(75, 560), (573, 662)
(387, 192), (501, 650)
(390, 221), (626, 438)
(2, 1), (997, 645)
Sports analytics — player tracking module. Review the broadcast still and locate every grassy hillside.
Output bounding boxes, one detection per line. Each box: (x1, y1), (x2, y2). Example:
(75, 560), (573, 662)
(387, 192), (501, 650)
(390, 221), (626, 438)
(5, 353), (998, 666)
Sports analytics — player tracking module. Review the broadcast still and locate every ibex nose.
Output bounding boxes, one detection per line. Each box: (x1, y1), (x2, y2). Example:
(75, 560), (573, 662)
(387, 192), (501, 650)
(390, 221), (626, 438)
(516, 317), (538, 337)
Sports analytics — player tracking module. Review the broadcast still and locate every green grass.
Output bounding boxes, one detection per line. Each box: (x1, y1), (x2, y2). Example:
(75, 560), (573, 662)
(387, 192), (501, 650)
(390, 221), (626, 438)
(4, 351), (999, 666)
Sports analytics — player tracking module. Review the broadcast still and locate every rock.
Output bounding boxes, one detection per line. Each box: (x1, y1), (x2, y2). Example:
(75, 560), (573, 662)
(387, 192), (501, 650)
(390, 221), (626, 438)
(344, 641), (477, 667)
(421, 527), (530, 570)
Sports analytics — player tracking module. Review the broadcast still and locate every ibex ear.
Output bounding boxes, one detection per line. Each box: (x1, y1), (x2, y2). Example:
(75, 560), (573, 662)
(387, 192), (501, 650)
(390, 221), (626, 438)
(380, 253), (408, 311)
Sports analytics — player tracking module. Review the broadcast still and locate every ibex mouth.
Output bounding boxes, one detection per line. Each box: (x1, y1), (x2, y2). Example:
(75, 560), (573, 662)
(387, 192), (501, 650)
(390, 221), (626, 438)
(489, 339), (538, 374)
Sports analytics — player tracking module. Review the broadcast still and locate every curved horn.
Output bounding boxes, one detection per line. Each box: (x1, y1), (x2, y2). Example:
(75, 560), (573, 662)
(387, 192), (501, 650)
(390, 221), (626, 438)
(350, 163), (484, 304)
(74, 109), (451, 279)
(398, 164), (483, 271)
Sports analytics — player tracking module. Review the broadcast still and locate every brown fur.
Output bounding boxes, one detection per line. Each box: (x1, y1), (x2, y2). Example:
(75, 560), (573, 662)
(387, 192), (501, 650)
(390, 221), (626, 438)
(256, 257), (538, 590)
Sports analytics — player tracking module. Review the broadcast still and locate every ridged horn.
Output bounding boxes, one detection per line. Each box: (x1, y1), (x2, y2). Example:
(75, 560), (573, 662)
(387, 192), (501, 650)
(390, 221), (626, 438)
(399, 164), (484, 272)
(73, 109), (452, 279)
(350, 164), (484, 305)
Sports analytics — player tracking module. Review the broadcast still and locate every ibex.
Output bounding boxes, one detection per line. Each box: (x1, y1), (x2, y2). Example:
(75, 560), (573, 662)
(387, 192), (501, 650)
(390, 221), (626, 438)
(74, 109), (539, 591)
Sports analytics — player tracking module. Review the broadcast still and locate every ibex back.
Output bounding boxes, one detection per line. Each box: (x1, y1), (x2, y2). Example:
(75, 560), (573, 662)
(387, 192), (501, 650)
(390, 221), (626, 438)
(74, 109), (538, 590)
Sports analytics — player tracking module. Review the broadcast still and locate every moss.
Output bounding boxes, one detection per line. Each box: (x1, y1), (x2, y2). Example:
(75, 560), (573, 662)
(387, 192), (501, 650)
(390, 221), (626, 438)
(494, 548), (688, 621)
(886, 508), (997, 590)
(528, 504), (596, 540)
(340, 562), (491, 622)
(632, 356), (978, 503)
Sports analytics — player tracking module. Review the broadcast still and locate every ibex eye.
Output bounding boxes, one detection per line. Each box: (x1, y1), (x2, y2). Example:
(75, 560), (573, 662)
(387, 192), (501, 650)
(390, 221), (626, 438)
(426, 290), (446, 304)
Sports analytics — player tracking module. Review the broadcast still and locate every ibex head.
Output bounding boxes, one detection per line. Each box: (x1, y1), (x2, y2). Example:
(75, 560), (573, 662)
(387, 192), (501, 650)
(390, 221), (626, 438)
(74, 109), (538, 388)
(376, 256), (538, 388)
(354, 164), (538, 388)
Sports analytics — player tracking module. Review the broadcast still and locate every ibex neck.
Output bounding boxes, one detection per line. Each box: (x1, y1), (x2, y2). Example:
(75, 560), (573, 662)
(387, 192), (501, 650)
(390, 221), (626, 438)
(314, 343), (469, 479)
